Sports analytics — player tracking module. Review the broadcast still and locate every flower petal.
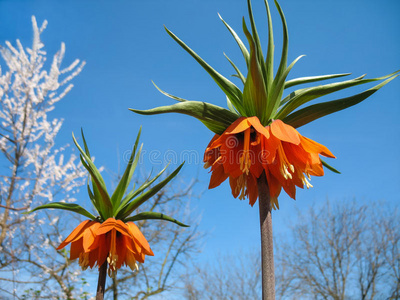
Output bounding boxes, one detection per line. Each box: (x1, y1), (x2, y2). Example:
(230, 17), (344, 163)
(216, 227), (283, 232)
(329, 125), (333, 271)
(83, 222), (101, 252)
(247, 116), (270, 138)
(270, 119), (300, 145)
(224, 117), (251, 134)
(57, 220), (94, 250)
(95, 218), (132, 238)
(300, 136), (335, 158)
(209, 163), (228, 189)
(126, 222), (153, 256)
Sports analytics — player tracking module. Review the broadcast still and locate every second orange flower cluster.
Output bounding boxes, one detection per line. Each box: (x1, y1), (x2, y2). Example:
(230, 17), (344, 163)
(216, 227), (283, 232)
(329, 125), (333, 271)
(57, 218), (154, 277)
(204, 117), (335, 209)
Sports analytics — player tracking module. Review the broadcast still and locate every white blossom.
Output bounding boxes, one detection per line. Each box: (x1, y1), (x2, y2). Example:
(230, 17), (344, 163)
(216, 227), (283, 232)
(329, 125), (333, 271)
(0, 16), (87, 299)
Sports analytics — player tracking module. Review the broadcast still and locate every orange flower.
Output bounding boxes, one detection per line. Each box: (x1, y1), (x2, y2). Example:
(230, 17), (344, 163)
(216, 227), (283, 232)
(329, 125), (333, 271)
(204, 116), (335, 208)
(57, 218), (154, 277)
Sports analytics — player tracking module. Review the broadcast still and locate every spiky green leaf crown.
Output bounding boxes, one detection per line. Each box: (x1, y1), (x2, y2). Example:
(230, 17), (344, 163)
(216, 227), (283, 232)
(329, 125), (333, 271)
(131, 0), (398, 133)
(27, 129), (188, 227)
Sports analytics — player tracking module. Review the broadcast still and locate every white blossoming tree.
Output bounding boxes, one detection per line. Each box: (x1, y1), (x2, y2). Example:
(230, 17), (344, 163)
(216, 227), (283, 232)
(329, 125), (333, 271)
(0, 16), (87, 299)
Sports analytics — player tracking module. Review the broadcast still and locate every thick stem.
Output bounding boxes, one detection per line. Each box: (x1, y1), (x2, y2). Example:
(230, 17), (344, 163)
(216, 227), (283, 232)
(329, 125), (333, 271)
(112, 276), (118, 300)
(96, 261), (108, 300)
(257, 172), (275, 300)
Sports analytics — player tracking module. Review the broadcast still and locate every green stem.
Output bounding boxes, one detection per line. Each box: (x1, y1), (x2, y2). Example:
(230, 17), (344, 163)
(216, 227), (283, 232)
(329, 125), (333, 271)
(96, 261), (108, 300)
(257, 172), (276, 300)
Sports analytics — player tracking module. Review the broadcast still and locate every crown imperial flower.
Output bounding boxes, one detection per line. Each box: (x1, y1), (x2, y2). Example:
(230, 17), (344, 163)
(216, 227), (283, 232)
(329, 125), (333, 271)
(131, 0), (397, 205)
(28, 129), (187, 277)
(204, 117), (335, 208)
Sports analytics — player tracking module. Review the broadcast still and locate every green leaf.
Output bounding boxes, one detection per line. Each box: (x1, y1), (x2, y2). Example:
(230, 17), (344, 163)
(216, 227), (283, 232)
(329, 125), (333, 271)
(130, 101), (238, 135)
(81, 158), (105, 220)
(284, 73), (351, 90)
(86, 176), (98, 209)
(165, 26), (245, 115)
(263, 0), (275, 93)
(111, 128), (142, 211)
(25, 202), (96, 220)
(80, 130), (105, 217)
(224, 53), (246, 85)
(269, 55), (305, 117)
(226, 96), (239, 115)
(283, 75), (398, 128)
(276, 70), (399, 119)
(152, 81), (188, 102)
(81, 128), (91, 157)
(117, 164), (169, 214)
(200, 119), (230, 135)
(117, 163), (184, 220)
(246, 0), (266, 80)
(72, 133), (112, 217)
(270, 0), (289, 92)
(218, 13), (250, 68)
(242, 19), (268, 120)
(321, 159), (341, 174)
(124, 212), (189, 227)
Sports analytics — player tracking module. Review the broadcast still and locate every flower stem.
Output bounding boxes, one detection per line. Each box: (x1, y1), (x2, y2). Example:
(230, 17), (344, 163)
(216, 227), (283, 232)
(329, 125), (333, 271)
(257, 172), (275, 300)
(96, 261), (108, 300)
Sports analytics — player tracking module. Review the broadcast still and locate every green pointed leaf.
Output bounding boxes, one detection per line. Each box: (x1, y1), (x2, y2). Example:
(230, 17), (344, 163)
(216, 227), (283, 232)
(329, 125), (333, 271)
(242, 19), (268, 121)
(200, 119), (229, 135)
(247, 0), (266, 77)
(226, 96), (239, 115)
(130, 101), (237, 135)
(124, 212), (189, 227)
(263, 0), (275, 92)
(73, 133), (112, 216)
(321, 159), (341, 174)
(283, 75), (398, 128)
(117, 164), (170, 215)
(86, 176), (98, 209)
(152, 81), (188, 102)
(269, 55), (305, 117)
(272, 0), (289, 89)
(284, 73), (351, 90)
(224, 53), (246, 85)
(111, 128), (142, 210)
(80, 158), (105, 220)
(276, 70), (399, 120)
(80, 130), (106, 217)
(165, 26), (245, 115)
(117, 163), (184, 220)
(218, 13), (250, 67)
(81, 128), (91, 157)
(25, 202), (96, 220)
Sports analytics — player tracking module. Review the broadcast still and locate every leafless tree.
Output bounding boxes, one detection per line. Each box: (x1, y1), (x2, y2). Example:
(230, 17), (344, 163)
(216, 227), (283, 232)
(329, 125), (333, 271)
(183, 249), (262, 300)
(275, 201), (400, 300)
(183, 200), (399, 300)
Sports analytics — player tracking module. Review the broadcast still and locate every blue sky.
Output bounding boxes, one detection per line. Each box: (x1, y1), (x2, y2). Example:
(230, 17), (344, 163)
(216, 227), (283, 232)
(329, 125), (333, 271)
(1, 0), (399, 276)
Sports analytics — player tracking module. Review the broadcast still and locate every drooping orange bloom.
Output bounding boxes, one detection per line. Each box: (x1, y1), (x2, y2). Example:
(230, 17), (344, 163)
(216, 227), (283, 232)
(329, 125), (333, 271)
(204, 116), (335, 209)
(57, 218), (154, 277)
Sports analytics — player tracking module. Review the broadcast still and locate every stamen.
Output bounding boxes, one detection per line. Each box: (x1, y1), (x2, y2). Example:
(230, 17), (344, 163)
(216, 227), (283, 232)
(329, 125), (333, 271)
(281, 165), (293, 180)
(79, 252), (89, 270)
(107, 229), (119, 277)
(302, 175), (313, 189)
(277, 145), (293, 180)
(235, 174), (247, 200)
(240, 129), (252, 175)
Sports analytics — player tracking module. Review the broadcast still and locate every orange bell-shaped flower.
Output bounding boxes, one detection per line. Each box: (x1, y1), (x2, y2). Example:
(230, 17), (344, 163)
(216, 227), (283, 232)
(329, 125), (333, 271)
(57, 218), (154, 277)
(204, 117), (335, 208)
